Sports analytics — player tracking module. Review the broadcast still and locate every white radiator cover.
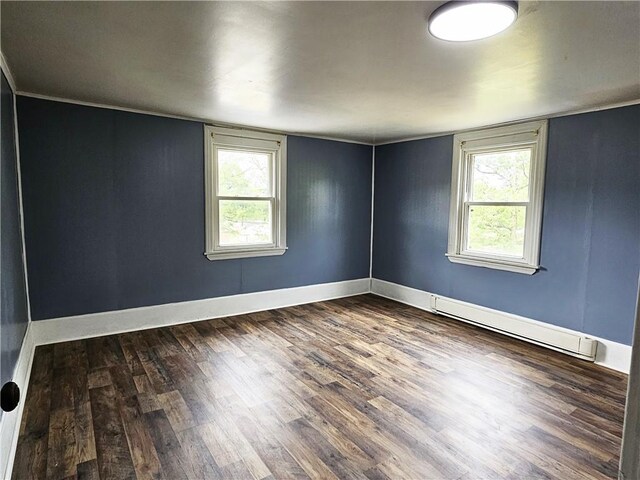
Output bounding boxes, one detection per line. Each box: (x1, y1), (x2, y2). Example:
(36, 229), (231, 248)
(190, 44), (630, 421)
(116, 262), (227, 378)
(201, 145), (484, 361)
(371, 279), (631, 370)
(432, 296), (597, 360)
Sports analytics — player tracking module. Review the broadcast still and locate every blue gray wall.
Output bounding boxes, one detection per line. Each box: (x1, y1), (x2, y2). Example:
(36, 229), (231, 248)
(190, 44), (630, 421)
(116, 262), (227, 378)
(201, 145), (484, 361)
(17, 97), (373, 320)
(15, 96), (640, 345)
(1, 72), (29, 398)
(373, 105), (640, 345)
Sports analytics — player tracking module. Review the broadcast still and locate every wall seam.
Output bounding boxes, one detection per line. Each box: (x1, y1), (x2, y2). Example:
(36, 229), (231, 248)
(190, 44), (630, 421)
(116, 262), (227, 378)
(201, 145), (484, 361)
(0, 57), (33, 324)
(12, 87), (32, 324)
(368, 146), (375, 290)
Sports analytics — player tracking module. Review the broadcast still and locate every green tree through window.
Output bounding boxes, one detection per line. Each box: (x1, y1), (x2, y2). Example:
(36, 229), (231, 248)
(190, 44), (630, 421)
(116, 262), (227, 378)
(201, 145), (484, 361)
(467, 149), (530, 257)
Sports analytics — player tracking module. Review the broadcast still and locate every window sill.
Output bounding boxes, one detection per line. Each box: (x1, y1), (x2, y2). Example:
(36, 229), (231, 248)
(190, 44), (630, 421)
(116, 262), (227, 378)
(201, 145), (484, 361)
(446, 253), (539, 275)
(205, 247), (287, 261)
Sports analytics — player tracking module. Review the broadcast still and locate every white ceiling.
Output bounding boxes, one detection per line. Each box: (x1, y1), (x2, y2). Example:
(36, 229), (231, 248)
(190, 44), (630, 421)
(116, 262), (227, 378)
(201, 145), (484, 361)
(2, 1), (639, 144)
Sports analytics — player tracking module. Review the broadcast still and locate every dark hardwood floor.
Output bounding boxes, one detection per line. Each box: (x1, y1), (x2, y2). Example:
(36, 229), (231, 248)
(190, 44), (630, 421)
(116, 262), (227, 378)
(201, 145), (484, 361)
(13, 294), (628, 480)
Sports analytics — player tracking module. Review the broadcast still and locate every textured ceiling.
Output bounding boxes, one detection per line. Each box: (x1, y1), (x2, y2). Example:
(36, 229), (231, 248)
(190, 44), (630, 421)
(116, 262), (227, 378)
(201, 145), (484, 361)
(2, 1), (639, 144)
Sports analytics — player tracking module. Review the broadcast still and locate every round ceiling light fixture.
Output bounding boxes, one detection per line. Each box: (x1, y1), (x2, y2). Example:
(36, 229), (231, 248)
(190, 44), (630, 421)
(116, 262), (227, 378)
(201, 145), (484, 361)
(428, 1), (518, 42)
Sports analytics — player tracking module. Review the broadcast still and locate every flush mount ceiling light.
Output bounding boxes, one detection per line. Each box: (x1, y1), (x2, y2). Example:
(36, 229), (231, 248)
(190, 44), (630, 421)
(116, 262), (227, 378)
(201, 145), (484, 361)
(428, 1), (518, 42)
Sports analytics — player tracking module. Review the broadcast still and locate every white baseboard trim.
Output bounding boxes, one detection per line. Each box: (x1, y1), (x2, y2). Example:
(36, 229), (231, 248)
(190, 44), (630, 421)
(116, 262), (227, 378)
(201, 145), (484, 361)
(592, 335), (633, 373)
(371, 278), (631, 374)
(371, 278), (434, 311)
(31, 278), (371, 345)
(0, 322), (36, 480)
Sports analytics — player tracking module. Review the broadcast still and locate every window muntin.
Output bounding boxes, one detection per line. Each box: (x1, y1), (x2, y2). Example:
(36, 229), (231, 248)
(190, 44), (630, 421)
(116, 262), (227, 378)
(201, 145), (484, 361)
(447, 121), (547, 274)
(205, 126), (286, 260)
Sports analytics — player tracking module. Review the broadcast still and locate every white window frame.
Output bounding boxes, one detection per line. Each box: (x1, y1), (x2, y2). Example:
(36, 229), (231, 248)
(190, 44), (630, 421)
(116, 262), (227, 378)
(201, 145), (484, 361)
(446, 120), (548, 275)
(204, 125), (287, 261)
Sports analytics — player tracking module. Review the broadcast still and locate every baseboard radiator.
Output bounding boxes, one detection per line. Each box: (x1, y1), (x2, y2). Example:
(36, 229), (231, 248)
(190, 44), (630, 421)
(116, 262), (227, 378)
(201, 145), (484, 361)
(432, 296), (598, 360)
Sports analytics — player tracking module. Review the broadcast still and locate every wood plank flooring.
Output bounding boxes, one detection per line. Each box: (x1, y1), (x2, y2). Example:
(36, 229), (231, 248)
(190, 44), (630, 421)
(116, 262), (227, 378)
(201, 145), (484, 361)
(12, 294), (628, 479)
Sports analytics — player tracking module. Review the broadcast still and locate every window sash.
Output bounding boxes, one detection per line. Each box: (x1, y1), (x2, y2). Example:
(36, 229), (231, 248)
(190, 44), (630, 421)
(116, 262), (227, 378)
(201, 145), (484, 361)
(464, 201), (529, 207)
(464, 146), (535, 202)
(461, 146), (535, 261)
(468, 148), (533, 203)
(215, 197), (276, 250)
(461, 202), (529, 259)
(447, 120), (548, 274)
(213, 144), (278, 250)
(215, 146), (274, 198)
(216, 196), (275, 201)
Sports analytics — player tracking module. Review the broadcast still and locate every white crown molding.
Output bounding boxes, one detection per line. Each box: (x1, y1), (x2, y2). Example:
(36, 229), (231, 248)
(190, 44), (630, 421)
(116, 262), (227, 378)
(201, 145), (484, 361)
(371, 278), (632, 373)
(375, 98), (640, 146)
(0, 323), (36, 480)
(14, 91), (374, 146)
(31, 278), (371, 345)
(14, 88), (638, 148)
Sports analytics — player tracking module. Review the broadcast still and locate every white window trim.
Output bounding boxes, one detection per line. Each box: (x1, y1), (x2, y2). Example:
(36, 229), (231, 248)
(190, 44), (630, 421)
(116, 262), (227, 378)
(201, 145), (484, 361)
(204, 125), (287, 261)
(446, 120), (548, 275)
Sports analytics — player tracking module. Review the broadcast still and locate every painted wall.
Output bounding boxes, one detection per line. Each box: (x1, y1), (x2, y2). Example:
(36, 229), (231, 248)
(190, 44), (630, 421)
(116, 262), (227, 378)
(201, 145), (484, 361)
(373, 105), (640, 345)
(17, 97), (373, 320)
(1, 72), (29, 397)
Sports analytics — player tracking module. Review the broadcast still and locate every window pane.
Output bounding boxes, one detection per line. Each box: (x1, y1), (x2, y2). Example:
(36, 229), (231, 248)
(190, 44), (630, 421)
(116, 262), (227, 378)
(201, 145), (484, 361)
(218, 150), (271, 197)
(219, 200), (272, 245)
(471, 149), (531, 202)
(467, 205), (526, 257)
